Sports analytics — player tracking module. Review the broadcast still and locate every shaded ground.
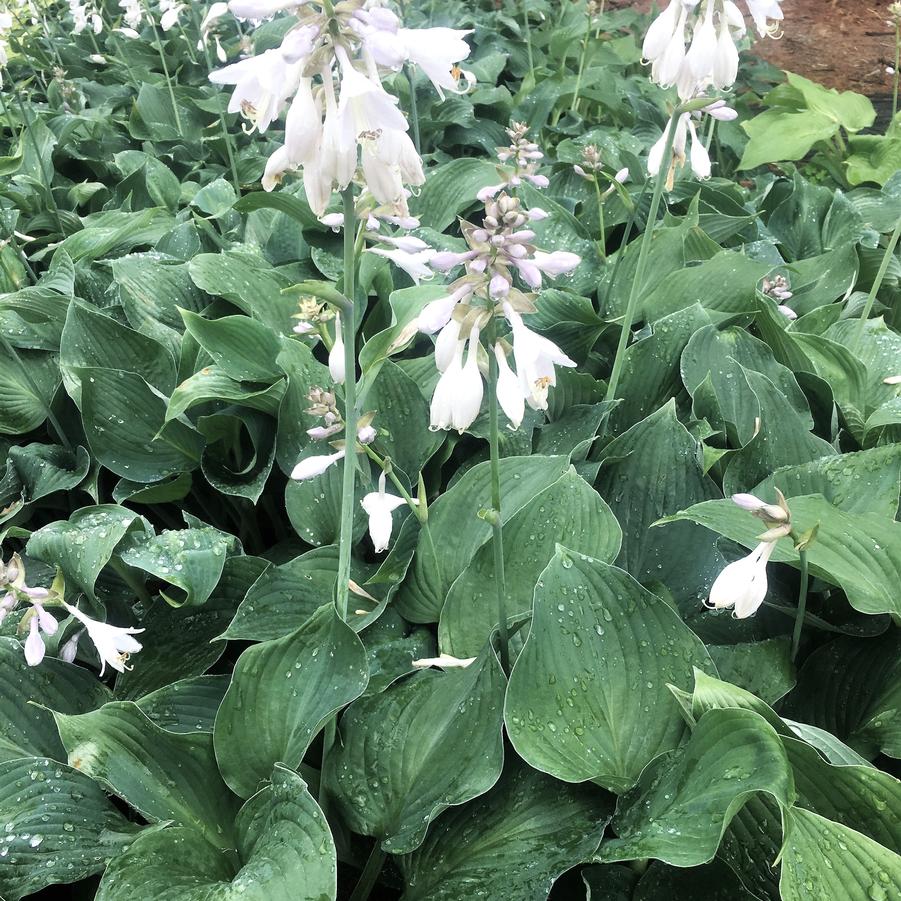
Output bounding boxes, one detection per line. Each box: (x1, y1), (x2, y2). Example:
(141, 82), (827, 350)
(611, 0), (897, 98)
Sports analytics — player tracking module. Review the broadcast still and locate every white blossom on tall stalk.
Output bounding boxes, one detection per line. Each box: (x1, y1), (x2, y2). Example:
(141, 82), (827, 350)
(209, 0), (471, 217)
(119, 0), (143, 29)
(705, 490), (792, 618)
(643, 0), (784, 99)
(159, 0), (185, 31)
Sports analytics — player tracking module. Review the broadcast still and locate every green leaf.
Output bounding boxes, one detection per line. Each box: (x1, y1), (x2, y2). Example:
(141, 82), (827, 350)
(1, 444), (90, 519)
(233, 189), (322, 230)
(180, 310), (283, 382)
(681, 325), (811, 446)
(78, 367), (205, 483)
(782, 632), (901, 759)
(660, 495), (901, 617)
(751, 445), (901, 519)
(214, 604), (368, 798)
(740, 108), (838, 170)
(60, 299), (177, 403)
(400, 760), (611, 901)
(166, 367), (285, 422)
(117, 526), (236, 607)
(0, 638), (110, 763)
(136, 675), (230, 734)
(54, 701), (239, 849)
(439, 468), (622, 657)
(721, 368), (836, 494)
(117, 557), (265, 699)
(778, 807), (901, 901)
(96, 766), (336, 901)
(0, 346), (60, 436)
(410, 158), (501, 231)
(505, 549), (713, 793)
(27, 505), (143, 601)
(707, 637), (795, 705)
(595, 708), (794, 866)
(0, 757), (141, 901)
(595, 402), (722, 605)
(325, 648), (506, 853)
(394, 455), (569, 623)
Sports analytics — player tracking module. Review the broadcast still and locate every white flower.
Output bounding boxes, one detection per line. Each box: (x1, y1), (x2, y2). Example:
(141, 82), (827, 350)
(397, 27), (472, 99)
(159, 0), (184, 31)
(412, 652), (476, 669)
(707, 541), (776, 618)
(686, 1), (717, 79)
(291, 449), (345, 481)
(329, 312), (345, 385)
(368, 247), (436, 283)
(284, 77), (321, 165)
(777, 305), (798, 321)
(335, 47), (408, 148)
(494, 343), (525, 429)
(361, 472), (409, 552)
(61, 603), (143, 675)
(59, 629), (84, 664)
(434, 317), (462, 372)
(532, 250), (581, 279)
(228, 0), (298, 19)
(505, 305), (576, 411)
(430, 328), (483, 432)
(23, 604), (58, 667)
(745, 0), (783, 36)
(687, 120), (711, 179)
(417, 285), (472, 334)
(119, 0), (142, 29)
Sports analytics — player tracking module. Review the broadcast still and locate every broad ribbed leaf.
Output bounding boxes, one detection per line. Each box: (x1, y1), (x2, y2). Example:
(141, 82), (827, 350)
(214, 604), (368, 798)
(325, 648), (506, 853)
(505, 549), (713, 792)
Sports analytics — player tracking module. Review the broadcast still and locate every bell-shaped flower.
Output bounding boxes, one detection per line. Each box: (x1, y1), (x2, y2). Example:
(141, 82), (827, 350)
(505, 305), (576, 411)
(533, 250), (581, 279)
(430, 328), (483, 432)
(713, 14), (740, 88)
(685, 1), (717, 79)
(329, 313), (345, 385)
(642, 0), (681, 61)
(291, 449), (346, 481)
(434, 317), (462, 372)
(284, 77), (321, 165)
(418, 285), (473, 335)
(62, 603), (143, 675)
(361, 472), (409, 552)
(397, 27), (473, 99)
(159, 0), (184, 31)
(687, 120), (711, 179)
(23, 604), (58, 667)
(59, 629), (83, 664)
(494, 343), (525, 429)
(653, 5), (688, 86)
(706, 540), (776, 619)
(368, 247), (436, 283)
(745, 0), (783, 36)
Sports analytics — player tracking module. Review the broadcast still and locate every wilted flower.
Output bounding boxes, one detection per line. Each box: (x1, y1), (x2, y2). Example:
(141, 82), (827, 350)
(412, 653), (476, 669)
(290, 449), (346, 481)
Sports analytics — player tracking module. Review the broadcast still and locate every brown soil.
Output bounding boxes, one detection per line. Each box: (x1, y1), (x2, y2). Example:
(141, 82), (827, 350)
(610, 0), (897, 97)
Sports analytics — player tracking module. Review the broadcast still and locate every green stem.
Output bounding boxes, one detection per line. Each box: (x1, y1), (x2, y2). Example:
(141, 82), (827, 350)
(320, 185), (359, 813)
(853, 215), (901, 352)
(0, 217), (38, 283)
(791, 550), (809, 662)
(142, 0), (183, 133)
(593, 176), (606, 259)
(486, 319), (510, 675)
(522, 1), (535, 80)
(405, 65), (421, 154)
(348, 844), (387, 901)
(604, 109), (680, 404)
(0, 334), (71, 450)
(570, 5), (591, 113)
(190, 5), (241, 195)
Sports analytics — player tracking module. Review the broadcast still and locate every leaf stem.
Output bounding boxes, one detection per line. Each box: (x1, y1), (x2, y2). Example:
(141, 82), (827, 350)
(791, 549), (809, 662)
(853, 214), (901, 352)
(570, 3), (591, 114)
(348, 843), (387, 901)
(486, 318), (510, 675)
(522, 1), (535, 81)
(604, 108), (680, 404)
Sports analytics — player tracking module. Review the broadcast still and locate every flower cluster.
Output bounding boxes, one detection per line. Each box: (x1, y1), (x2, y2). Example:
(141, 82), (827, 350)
(290, 386), (376, 481)
(647, 98), (736, 185)
(209, 0), (471, 217)
(68, 0), (102, 35)
(706, 491), (791, 618)
(0, 552), (143, 672)
(760, 274), (797, 320)
(477, 121), (549, 202)
(643, 0), (784, 100)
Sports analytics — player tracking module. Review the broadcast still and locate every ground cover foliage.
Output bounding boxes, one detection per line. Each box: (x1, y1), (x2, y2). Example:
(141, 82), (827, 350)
(0, 0), (899, 899)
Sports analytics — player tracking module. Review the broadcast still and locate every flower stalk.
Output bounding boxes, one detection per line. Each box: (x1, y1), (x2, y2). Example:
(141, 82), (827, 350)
(853, 215), (901, 352)
(140, 0), (183, 133)
(791, 548), (809, 661)
(605, 107), (680, 404)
